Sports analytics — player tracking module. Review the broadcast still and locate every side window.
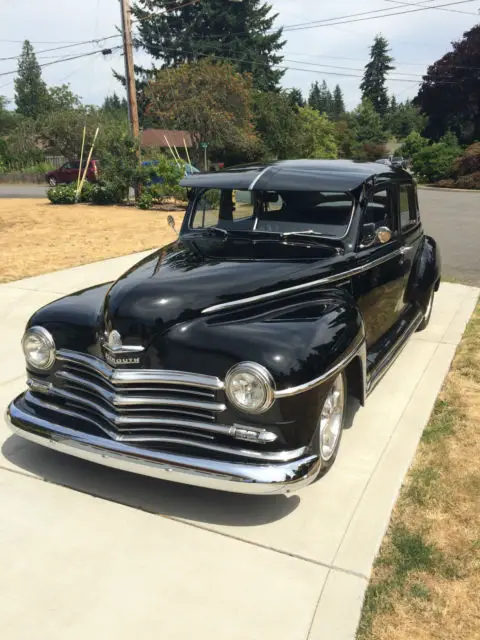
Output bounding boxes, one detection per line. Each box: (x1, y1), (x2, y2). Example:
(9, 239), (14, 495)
(233, 190), (254, 220)
(62, 162), (71, 170)
(191, 189), (220, 228)
(399, 184), (418, 231)
(70, 161), (80, 170)
(363, 188), (394, 231)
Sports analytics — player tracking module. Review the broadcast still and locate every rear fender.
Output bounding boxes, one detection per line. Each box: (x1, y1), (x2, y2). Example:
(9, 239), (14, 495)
(406, 235), (441, 309)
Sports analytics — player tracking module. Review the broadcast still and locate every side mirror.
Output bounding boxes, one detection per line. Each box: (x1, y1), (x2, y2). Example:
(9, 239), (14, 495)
(167, 215), (178, 235)
(376, 226), (392, 244)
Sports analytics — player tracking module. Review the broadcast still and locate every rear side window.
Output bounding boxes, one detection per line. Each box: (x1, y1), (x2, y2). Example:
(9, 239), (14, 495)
(400, 184), (418, 231)
(363, 188), (395, 231)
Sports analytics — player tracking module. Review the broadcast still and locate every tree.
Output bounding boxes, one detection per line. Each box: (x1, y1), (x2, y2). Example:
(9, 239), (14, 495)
(132, 0), (285, 91)
(0, 96), (17, 135)
(48, 84), (81, 111)
(399, 131), (429, 159)
(287, 88), (305, 110)
(411, 143), (459, 183)
(352, 99), (388, 160)
(415, 25), (480, 143)
(387, 99), (426, 139)
(332, 85), (346, 120)
(308, 80), (333, 115)
(145, 59), (258, 160)
(296, 107), (337, 159)
(360, 35), (395, 117)
(102, 93), (128, 114)
(14, 40), (50, 119)
(308, 82), (322, 111)
(254, 90), (303, 160)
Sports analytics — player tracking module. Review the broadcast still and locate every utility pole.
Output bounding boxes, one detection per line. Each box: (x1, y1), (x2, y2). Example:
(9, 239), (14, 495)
(120, 0), (140, 140)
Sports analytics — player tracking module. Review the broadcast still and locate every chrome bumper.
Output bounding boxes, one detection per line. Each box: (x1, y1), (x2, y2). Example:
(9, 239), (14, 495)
(6, 395), (320, 495)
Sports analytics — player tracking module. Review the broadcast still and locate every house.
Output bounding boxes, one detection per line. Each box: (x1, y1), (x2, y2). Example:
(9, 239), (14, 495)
(140, 129), (193, 152)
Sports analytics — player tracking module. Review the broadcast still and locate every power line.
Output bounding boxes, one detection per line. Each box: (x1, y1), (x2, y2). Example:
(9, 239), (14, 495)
(0, 35), (122, 62)
(284, 0), (479, 31)
(0, 47), (122, 79)
(383, 0), (480, 15)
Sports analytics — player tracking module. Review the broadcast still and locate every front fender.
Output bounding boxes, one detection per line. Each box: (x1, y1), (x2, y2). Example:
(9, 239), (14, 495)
(161, 288), (365, 391)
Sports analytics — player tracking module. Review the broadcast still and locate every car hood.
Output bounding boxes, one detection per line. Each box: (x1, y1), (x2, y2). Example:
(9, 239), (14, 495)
(102, 235), (343, 343)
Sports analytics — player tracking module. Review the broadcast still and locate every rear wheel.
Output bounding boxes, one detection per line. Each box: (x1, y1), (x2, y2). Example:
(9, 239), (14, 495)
(417, 288), (434, 331)
(316, 371), (347, 477)
(48, 177), (57, 187)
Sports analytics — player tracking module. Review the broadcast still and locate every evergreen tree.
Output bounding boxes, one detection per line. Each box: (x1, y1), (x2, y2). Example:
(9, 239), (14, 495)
(132, 0), (285, 91)
(319, 80), (333, 116)
(103, 93), (128, 114)
(287, 88), (305, 109)
(360, 35), (395, 117)
(354, 99), (387, 145)
(308, 81), (322, 111)
(332, 85), (346, 119)
(14, 40), (50, 119)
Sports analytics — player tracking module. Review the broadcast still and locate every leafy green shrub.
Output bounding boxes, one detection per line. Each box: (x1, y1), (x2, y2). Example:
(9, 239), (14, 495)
(90, 181), (124, 205)
(411, 143), (459, 183)
(399, 131), (429, 159)
(141, 154), (187, 201)
(20, 162), (55, 174)
(78, 181), (94, 203)
(137, 191), (154, 210)
(47, 184), (77, 204)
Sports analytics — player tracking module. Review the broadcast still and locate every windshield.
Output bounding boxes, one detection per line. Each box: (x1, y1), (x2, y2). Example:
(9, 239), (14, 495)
(189, 189), (354, 239)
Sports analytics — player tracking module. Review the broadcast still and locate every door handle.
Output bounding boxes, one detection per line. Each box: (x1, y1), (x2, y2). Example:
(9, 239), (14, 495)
(400, 246), (413, 255)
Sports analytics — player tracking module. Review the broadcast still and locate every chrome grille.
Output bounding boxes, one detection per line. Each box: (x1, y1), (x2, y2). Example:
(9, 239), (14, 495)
(28, 349), (229, 444)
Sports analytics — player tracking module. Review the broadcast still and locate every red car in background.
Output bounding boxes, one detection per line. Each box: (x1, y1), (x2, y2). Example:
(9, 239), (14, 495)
(46, 160), (99, 186)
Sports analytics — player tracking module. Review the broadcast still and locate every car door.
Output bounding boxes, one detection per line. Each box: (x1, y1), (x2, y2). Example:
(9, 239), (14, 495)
(351, 184), (410, 349)
(397, 181), (424, 299)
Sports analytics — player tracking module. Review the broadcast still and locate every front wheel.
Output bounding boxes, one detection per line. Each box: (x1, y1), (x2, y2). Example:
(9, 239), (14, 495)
(316, 371), (347, 477)
(417, 288), (434, 331)
(48, 177), (57, 187)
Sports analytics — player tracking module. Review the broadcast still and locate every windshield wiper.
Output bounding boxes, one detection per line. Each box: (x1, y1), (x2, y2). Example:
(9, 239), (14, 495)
(280, 230), (335, 239)
(201, 226), (229, 237)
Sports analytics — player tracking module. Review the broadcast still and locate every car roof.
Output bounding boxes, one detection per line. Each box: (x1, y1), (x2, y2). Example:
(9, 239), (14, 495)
(180, 159), (412, 192)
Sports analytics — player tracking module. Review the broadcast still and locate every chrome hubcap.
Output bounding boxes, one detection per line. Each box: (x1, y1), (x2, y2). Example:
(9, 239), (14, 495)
(319, 373), (345, 461)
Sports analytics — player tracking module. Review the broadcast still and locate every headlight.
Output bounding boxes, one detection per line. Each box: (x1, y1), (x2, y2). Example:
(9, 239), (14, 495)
(22, 326), (56, 370)
(225, 362), (275, 414)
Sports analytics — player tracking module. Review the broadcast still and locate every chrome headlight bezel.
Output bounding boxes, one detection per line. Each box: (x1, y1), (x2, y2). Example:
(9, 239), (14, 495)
(225, 361), (275, 414)
(22, 326), (56, 370)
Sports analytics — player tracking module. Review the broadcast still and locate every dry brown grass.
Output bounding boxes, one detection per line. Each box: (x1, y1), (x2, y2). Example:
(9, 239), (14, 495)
(0, 198), (186, 282)
(357, 303), (480, 640)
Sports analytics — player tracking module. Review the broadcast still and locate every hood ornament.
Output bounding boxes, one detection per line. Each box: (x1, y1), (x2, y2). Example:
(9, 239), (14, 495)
(102, 329), (144, 367)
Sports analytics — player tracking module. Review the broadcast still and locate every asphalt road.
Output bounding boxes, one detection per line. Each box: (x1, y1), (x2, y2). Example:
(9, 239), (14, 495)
(0, 184), (48, 198)
(419, 188), (480, 286)
(0, 183), (478, 284)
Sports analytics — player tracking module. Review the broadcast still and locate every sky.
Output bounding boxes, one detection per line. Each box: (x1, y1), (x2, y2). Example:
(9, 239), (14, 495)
(1, 0), (479, 110)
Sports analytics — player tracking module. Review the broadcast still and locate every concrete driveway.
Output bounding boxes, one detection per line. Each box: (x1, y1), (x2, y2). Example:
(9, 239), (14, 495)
(0, 253), (478, 640)
(0, 184), (48, 198)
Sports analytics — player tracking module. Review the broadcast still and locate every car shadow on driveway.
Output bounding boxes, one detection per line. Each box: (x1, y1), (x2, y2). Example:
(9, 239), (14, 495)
(2, 435), (302, 525)
(1, 399), (360, 526)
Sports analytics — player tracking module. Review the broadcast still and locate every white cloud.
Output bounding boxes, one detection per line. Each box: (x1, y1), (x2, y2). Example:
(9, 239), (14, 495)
(1, 0), (479, 109)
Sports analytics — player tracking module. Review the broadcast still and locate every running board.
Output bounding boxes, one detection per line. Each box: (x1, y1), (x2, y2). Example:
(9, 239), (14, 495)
(367, 311), (423, 395)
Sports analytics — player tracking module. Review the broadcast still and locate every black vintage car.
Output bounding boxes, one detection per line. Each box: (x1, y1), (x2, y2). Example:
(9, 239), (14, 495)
(7, 160), (441, 494)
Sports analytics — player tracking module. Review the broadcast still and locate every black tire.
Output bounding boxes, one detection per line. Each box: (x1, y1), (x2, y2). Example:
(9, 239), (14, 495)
(417, 288), (435, 332)
(315, 370), (348, 478)
(48, 177), (57, 187)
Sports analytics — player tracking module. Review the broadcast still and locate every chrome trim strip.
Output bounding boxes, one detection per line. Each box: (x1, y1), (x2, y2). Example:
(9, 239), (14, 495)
(7, 399), (320, 494)
(274, 336), (365, 398)
(248, 165), (272, 191)
(56, 350), (224, 390)
(202, 249), (403, 315)
(54, 370), (226, 412)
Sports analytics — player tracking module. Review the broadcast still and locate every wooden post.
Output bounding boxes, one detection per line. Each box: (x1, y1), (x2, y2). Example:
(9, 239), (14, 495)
(76, 125), (86, 194)
(77, 127), (99, 199)
(120, 0), (140, 140)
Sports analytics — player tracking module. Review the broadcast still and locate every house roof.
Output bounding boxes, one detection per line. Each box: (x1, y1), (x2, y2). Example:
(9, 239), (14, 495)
(141, 129), (193, 149)
(180, 159), (412, 192)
